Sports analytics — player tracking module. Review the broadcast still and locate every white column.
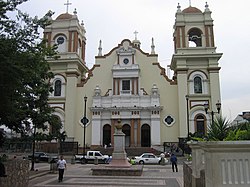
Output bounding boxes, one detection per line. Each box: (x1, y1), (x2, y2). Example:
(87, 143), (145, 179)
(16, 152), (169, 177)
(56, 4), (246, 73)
(91, 119), (101, 146)
(177, 71), (188, 138)
(64, 75), (77, 139)
(151, 119), (161, 145)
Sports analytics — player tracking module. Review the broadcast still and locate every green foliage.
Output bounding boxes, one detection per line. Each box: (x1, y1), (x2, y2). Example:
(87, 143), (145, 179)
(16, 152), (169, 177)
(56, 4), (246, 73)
(207, 115), (230, 141)
(189, 116), (250, 142)
(0, 0), (57, 135)
(45, 115), (67, 142)
(236, 130), (250, 140)
(0, 154), (8, 162)
(224, 130), (238, 141)
(225, 122), (250, 141)
(191, 137), (206, 142)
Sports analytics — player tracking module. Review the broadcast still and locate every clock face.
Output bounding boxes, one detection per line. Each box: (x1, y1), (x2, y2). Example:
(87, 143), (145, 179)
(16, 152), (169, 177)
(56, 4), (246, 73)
(123, 58), (129, 64)
(57, 36), (65, 45)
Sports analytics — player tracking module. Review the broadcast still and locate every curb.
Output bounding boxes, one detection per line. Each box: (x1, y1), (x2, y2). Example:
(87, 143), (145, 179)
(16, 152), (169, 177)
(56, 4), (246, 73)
(29, 171), (51, 180)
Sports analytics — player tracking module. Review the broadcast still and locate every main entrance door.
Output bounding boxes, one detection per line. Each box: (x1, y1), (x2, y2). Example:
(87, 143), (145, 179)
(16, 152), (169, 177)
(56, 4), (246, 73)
(122, 124), (131, 147)
(103, 124), (111, 147)
(141, 124), (150, 147)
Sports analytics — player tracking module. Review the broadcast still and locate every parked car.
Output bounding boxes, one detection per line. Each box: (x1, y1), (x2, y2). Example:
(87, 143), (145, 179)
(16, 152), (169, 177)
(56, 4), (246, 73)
(133, 153), (168, 165)
(28, 152), (58, 163)
(75, 151), (110, 164)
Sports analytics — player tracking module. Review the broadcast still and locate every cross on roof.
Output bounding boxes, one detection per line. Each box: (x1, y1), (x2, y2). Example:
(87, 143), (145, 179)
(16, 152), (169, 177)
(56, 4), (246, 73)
(189, 0), (192, 6)
(64, 0), (72, 13)
(134, 30), (138, 40)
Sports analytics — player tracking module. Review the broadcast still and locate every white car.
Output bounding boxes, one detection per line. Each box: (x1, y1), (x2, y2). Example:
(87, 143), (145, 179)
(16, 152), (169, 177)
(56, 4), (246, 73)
(133, 153), (167, 165)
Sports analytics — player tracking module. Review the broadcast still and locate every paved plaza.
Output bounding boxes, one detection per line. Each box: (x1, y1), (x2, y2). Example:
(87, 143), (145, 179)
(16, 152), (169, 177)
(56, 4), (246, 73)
(28, 163), (183, 187)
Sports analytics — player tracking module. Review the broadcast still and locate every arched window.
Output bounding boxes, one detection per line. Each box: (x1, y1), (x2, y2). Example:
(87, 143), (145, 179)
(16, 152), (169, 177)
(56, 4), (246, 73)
(54, 80), (62, 96)
(189, 71), (208, 95)
(194, 76), (202, 93)
(195, 115), (206, 136)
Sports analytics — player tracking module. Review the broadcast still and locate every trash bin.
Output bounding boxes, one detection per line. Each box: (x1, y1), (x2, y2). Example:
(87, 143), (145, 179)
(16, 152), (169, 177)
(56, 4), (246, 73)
(94, 157), (98, 165)
(71, 156), (75, 164)
(50, 158), (58, 173)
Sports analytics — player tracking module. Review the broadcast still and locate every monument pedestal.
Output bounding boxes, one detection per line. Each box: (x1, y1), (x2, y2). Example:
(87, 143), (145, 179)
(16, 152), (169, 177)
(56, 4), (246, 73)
(108, 131), (131, 168)
(91, 120), (143, 175)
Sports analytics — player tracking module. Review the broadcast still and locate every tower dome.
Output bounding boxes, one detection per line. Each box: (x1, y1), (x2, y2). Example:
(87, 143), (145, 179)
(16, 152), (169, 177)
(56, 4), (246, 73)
(182, 6), (202, 13)
(56, 13), (73, 20)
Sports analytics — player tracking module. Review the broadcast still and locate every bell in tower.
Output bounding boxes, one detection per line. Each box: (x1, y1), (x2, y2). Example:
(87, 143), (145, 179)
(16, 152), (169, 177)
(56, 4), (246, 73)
(173, 2), (215, 50)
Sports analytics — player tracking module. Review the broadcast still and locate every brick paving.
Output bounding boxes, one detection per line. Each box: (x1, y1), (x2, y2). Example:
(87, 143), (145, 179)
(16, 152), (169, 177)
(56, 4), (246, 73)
(28, 163), (183, 187)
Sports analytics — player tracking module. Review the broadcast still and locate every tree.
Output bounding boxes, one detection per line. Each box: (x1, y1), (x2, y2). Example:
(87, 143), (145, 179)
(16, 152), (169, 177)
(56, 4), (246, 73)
(47, 115), (67, 154)
(207, 116), (230, 141)
(0, 0), (57, 170)
(0, 0), (56, 134)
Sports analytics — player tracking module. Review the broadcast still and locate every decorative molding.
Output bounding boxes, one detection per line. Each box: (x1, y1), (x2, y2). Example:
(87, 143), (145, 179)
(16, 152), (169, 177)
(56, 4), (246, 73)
(140, 88), (148, 95)
(207, 67), (221, 72)
(95, 39), (158, 59)
(65, 71), (80, 77)
(163, 115), (175, 127)
(152, 62), (177, 85)
(77, 64), (101, 87)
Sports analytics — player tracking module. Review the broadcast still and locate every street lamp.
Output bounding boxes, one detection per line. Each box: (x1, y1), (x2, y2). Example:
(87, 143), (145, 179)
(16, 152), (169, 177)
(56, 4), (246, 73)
(81, 96), (88, 156)
(204, 101), (221, 126)
(30, 124), (37, 171)
(185, 95), (190, 140)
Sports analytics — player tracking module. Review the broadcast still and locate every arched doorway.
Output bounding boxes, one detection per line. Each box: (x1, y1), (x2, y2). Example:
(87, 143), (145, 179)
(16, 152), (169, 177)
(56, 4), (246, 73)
(195, 115), (206, 136)
(103, 124), (111, 147)
(141, 124), (151, 147)
(122, 124), (131, 147)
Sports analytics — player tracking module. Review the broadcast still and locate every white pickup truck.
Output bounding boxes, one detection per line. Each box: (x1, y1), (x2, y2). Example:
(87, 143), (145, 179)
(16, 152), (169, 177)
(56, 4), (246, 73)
(75, 151), (110, 164)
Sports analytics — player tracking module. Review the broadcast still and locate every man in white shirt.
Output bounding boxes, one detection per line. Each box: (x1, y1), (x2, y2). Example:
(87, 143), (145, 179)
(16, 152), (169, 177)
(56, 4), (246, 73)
(57, 155), (66, 182)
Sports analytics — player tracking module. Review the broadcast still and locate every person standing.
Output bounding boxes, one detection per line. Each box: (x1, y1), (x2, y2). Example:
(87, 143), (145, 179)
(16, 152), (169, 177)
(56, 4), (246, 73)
(57, 155), (67, 182)
(170, 153), (178, 172)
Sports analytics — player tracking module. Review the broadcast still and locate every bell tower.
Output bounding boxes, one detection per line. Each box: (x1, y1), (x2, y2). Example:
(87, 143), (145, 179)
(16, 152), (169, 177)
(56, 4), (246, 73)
(44, 9), (88, 141)
(173, 2), (215, 50)
(170, 3), (223, 138)
(44, 9), (87, 63)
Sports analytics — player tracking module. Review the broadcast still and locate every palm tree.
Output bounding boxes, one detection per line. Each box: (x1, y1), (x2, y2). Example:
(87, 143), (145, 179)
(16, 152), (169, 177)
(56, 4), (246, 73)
(207, 115), (230, 141)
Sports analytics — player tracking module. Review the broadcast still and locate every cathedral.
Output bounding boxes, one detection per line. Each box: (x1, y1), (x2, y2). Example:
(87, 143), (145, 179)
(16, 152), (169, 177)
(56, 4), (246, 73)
(44, 3), (222, 149)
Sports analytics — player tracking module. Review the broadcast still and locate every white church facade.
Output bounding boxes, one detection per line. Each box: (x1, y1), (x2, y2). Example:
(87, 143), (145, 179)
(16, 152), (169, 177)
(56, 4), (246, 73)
(44, 3), (222, 149)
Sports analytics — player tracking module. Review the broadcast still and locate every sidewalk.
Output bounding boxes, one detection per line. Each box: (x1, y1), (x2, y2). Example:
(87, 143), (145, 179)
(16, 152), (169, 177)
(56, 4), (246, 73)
(29, 163), (183, 187)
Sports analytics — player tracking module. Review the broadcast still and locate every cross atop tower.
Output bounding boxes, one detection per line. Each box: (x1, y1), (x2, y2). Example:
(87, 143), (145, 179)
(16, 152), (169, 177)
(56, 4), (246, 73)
(64, 0), (72, 13)
(134, 30), (138, 40)
(189, 0), (192, 6)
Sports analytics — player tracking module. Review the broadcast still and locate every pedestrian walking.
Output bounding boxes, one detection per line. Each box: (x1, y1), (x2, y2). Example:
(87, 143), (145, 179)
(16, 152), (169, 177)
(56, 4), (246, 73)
(170, 153), (178, 172)
(57, 155), (67, 182)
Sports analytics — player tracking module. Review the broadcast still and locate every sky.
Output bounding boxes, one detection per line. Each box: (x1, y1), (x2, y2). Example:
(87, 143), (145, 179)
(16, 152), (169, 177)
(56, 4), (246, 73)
(16, 0), (250, 121)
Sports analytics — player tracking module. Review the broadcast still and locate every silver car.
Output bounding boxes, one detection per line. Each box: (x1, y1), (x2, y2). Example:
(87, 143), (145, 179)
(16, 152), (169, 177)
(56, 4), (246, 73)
(134, 153), (167, 165)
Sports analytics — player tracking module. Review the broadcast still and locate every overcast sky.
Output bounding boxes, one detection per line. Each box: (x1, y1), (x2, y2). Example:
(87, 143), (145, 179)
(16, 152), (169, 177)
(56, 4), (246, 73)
(17, 0), (250, 121)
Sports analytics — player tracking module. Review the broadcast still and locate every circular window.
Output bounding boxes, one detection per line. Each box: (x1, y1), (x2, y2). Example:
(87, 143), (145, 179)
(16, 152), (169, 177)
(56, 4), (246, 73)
(123, 58), (129, 64)
(57, 36), (65, 45)
(163, 115), (175, 127)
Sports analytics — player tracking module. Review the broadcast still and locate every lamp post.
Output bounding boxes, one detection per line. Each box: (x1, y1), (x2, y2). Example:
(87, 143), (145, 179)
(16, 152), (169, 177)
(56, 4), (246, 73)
(185, 95), (190, 140)
(30, 124), (37, 171)
(204, 101), (221, 126)
(81, 96), (88, 156)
